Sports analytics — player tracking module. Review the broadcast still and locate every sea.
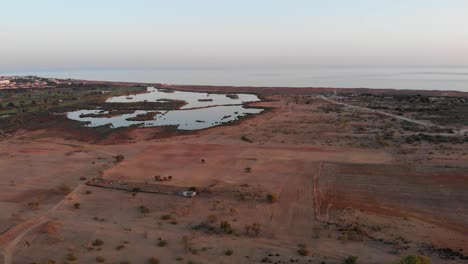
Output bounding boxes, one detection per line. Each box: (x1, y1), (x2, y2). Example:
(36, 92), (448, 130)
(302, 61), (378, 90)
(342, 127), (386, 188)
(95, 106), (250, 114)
(4, 67), (468, 92)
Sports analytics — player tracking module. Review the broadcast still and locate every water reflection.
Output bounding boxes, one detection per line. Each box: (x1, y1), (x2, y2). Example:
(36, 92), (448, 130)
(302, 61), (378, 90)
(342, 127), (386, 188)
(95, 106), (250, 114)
(106, 87), (260, 109)
(67, 88), (263, 130)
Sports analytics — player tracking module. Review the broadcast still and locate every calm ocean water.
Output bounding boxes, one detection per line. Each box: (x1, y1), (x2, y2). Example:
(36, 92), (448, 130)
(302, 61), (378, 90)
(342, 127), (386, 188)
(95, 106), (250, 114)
(5, 67), (468, 92)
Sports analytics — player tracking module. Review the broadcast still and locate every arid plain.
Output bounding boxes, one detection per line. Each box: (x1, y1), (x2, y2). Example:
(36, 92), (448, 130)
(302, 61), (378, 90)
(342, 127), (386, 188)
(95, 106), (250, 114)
(0, 78), (467, 264)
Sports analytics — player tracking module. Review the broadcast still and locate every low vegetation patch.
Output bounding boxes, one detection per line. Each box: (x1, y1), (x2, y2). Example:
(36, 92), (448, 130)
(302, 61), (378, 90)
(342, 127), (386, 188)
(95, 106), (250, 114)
(343, 256), (358, 264)
(66, 253), (77, 261)
(147, 257), (160, 264)
(319, 104), (343, 113)
(57, 184), (72, 194)
(28, 200), (40, 210)
(157, 239), (167, 247)
(393, 255), (431, 264)
(115, 244), (125, 251)
(114, 154), (125, 163)
(422, 244), (467, 260)
(192, 220), (235, 235)
(297, 244), (309, 256)
(138, 205), (150, 214)
(219, 221), (234, 234)
(92, 239), (104, 247)
(266, 193), (278, 203)
(405, 133), (468, 144)
(161, 214), (172, 220)
(244, 223), (261, 236)
(240, 135), (252, 143)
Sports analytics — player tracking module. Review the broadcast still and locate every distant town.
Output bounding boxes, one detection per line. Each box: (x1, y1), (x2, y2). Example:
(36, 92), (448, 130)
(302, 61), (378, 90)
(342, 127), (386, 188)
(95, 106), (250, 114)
(0, 76), (62, 89)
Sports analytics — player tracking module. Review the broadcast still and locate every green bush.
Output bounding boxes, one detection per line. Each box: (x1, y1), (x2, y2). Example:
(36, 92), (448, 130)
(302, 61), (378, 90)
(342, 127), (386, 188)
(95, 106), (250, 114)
(393, 255), (431, 264)
(344, 256), (358, 264)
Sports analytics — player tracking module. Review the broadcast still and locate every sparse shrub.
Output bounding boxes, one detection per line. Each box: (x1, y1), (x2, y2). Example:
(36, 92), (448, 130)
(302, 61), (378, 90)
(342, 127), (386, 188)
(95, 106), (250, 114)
(58, 184), (72, 194)
(28, 201), (40, 210)
(138, 205), (150, 214)
(182, 235), (196, 254)
(297, 248), (309, 256)
(266, 193), (278, 203)
(245, 223), (261, 236)
(219, 221), (233, 234)
(343, 256), (358, 264)
(252, 223), (261, 236)
(319, 104), (343, 113)
(201, 159), (205, 163)
(92, 239), (104, 246)
(85, 190), (92, 195)
(240, 135), (252, 142)
(80, 177), (87, 181)
(161, 214), (172, 220)
(95, 256), (105, 263)
(114, 154), (125, 163)
(244, 167), (252, 173)
(375, 135), (389, 146)
(73, 203), (81, 209)
(132, 187), (141, 193)
(224, 249), (234, 256)
(207, 214), (218, 223)
(147, 257), (160, 264)
(116, 245), (125, 251)
(297, 244), (309, 256)
(66, 253), (77, 261)
(192, 221), (215, 232)
(157, 240), (167, 247)
(393, 255), (431, 264)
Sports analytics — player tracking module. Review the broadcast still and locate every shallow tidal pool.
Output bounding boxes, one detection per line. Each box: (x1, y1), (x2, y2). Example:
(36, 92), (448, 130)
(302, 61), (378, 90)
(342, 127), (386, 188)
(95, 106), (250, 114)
(67, 87), (264, 130)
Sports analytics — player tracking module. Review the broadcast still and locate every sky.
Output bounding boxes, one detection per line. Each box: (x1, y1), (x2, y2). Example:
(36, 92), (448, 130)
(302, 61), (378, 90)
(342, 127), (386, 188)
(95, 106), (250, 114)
(1, 0), (467, 71)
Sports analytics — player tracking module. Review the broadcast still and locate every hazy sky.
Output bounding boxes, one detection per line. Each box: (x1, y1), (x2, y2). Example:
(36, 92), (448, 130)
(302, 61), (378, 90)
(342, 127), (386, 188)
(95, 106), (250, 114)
(1, 0), (467, 71)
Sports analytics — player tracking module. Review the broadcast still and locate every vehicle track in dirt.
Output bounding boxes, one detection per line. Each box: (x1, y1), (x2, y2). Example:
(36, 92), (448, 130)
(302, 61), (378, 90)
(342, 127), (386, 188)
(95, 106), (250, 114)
(318, 95), (466, 134)
(0, 185), (85, 264)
